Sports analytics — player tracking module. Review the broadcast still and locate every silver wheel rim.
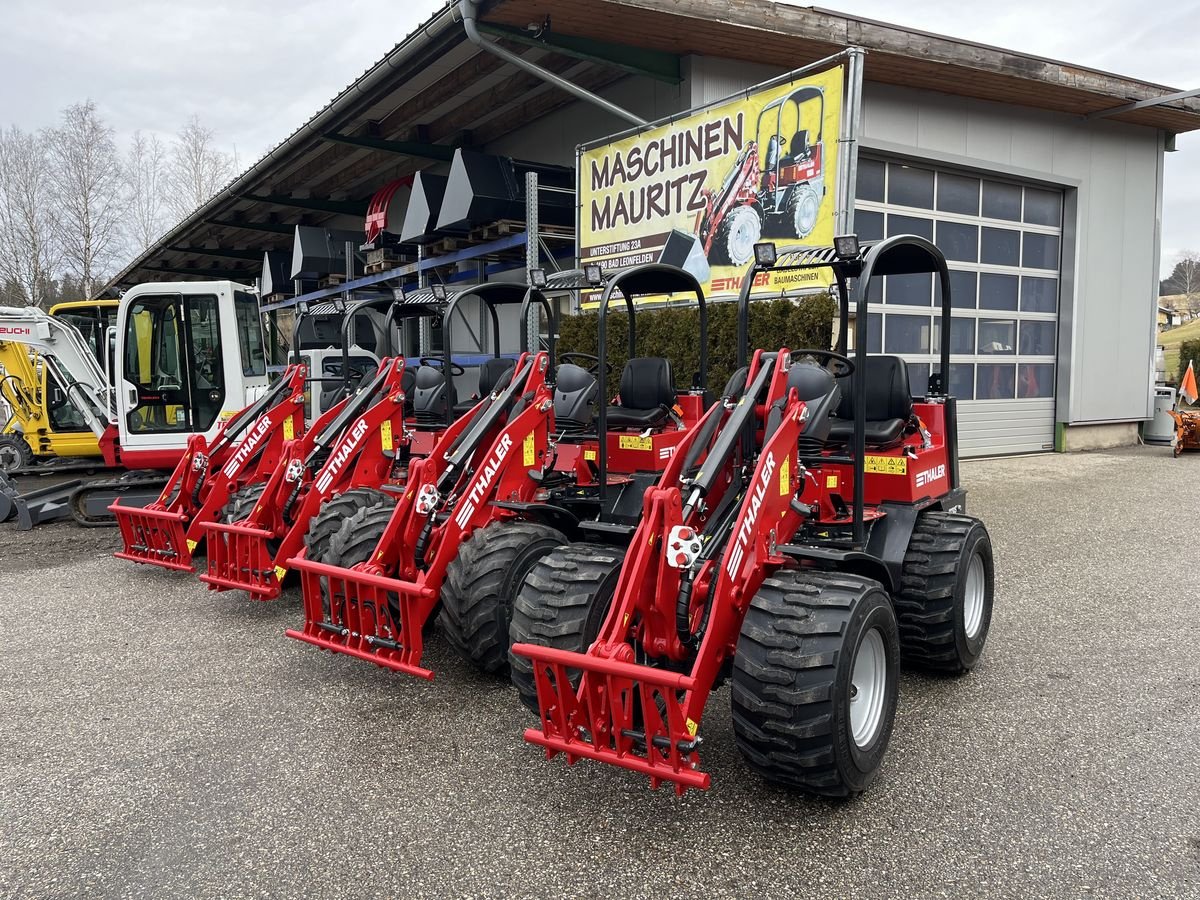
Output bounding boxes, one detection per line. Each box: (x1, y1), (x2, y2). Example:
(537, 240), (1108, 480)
(794, 188), (820, 236)
(727, 208), (761, 265)
(0, 444), (20, 472)
(849, 627), (887, 749)
(963, 552), (986, 639)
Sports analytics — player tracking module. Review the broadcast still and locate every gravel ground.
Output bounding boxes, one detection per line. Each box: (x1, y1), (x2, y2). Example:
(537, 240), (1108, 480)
(0, 446), (1197, 899)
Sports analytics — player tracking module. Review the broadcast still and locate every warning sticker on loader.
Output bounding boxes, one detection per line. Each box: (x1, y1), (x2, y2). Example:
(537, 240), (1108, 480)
(864, 455), (907, 476)
(523, 432), (536, 467)
(618, 435), (653, 451)
(380, 420), (393, 450)
(283, 417), (294, 441)
(578, 62), (848, 304)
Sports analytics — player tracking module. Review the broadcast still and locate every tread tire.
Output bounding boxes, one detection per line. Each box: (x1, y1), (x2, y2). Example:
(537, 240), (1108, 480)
(323, 499), (397, 621)
(220, 482), (267, 524)
(508, 542), (623, 714)
(895, 512), (994, 674)
(304, 487), (391, 565)
(731, 570), (899, 797)
(440, 520), (567, 674)
(0, 434), (35, 473)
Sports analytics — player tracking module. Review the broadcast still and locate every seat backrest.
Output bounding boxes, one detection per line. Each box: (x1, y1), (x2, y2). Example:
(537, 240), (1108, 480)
(766, 362), (840, 440)
(412, 365), (454, 422)
(476, 357), (516, 397)
(835, 355), (912, 423)
(618, 357), (676, 411)
(553, 363), (598, 432)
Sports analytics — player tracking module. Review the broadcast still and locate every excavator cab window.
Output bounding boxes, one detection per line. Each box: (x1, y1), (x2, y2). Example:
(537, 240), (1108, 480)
(123, 293), (226, 434)
(234, 292), (267, 377)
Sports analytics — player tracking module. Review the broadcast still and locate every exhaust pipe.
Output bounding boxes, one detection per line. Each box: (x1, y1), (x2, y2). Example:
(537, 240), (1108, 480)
(456, 0), (647, 128)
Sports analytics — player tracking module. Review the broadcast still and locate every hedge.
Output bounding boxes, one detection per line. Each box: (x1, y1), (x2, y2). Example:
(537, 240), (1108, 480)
(557, 294), (838, 392)
(1180, 340), (1200, 382)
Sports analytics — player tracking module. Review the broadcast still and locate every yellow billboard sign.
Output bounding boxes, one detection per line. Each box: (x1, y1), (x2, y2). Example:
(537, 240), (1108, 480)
(579, 64), (845, 302)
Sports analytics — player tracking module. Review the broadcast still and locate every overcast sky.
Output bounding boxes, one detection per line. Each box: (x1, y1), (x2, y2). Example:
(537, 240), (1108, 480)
(1, 0), (1195, 275)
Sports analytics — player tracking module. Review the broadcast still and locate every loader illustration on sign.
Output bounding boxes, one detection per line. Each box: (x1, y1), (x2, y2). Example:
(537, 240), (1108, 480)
(697, 86), (827, 266)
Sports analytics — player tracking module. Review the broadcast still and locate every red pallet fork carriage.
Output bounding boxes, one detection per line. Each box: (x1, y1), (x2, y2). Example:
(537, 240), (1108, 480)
(200, 354), (411, 600)
(513, 235), (996, 796)
(109, 364), (309, 572)
(285, 351), (554, 678)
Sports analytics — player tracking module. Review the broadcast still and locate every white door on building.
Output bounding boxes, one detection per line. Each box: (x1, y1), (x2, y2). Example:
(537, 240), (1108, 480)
(855, 157), (1062, 456)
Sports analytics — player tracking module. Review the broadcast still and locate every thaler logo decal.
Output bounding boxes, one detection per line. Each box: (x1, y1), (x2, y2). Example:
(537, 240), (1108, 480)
(725, 452), (777, 578)
(221, 415), (273, 478)
(315, 419), (370, 494)
(454, 433), (514, 528)
(915, 464), (946, 488)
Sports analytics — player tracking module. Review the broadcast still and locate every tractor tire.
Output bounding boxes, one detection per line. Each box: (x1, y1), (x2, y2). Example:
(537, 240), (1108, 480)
(0, 434), (34, 474)
(785, 183), (821, 238)
(710, 205), (762, 267)
(440, 520), (567, 675)
(320, 500), (398, 622)
(508, 542), (624, 715)
(220, 482), (268, 524)
(895, 512), (994, 674)
(304, 487), (391, 565)
(731, 570), (899, 797)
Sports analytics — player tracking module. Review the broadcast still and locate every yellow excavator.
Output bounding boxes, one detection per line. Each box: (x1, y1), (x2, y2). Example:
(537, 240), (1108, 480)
(0, 300), (118, 473)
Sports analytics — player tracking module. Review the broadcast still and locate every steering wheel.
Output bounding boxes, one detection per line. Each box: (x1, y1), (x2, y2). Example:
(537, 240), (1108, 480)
(790, 348), (855, 378)
(419, 356), (466, 376)
(558, 352), (613, 377)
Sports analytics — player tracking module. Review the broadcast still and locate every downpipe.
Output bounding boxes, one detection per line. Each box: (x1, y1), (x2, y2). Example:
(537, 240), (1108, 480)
(455, 0), (648, 128)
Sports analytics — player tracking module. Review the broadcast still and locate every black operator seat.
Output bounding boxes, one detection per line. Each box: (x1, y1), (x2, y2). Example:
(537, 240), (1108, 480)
(765, 361), (841, 445)
(411, 364), (458, 425)
(552, 364), (598, 434)
(605, 357), (677, 429)
(827, 355), (913, 448)
(453, 357), (516, 416)
(400, 366), (416, 413)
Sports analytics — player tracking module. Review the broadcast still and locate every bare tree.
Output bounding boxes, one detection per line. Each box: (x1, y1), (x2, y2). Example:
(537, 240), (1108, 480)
(1168, 252), (1200, 318)
(166, 115), (234, 223)
(125, 130), (169, 253)
(47, 100), (125, 299)
(0, 126), (59, 307)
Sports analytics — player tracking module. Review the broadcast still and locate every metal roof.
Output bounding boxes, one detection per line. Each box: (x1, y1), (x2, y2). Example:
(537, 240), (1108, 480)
(105, 0), (1200, 293)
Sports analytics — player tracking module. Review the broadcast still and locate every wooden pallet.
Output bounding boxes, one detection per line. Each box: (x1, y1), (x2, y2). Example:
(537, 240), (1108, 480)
(317, 274), (347, 289)
(364, 259), (402, 275)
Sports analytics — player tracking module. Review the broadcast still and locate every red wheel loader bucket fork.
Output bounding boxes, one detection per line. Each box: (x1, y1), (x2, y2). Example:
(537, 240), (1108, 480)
(292, 560), (439, 679)
(111, 364), (308, 572)
(286, 352), (553, 676)
(201, 356), (411, 601)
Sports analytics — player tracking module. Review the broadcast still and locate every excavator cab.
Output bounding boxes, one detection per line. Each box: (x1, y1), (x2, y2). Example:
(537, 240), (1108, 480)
(114, 282), (269, 469)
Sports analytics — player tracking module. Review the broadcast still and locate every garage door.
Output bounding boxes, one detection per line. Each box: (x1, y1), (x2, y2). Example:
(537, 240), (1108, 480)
(855, 157), (1061, 456)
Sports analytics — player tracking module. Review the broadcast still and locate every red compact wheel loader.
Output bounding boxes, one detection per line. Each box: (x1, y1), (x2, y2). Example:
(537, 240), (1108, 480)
(200, 282), (542, 601)
(511, 235), (996, 796)
(285, 264), (715, 679)
(110, 362), (307, 572)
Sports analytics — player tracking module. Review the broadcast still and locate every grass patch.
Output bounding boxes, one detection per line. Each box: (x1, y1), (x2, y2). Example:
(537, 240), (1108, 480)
(1159, 319), (1200, 380)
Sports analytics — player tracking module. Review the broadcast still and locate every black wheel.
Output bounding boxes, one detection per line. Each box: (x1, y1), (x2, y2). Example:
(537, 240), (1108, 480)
(325, 499), (398, 621)
(508, 542), (623, 714)
(440, 520), (567, 674)
(731, 570), (900, 797)
(220, 482), (268, 524)
(0, 434), (34, 473)
(304, 487), (391, 565)
(711, 205), (762, 267)
(895, 512), (994, 674)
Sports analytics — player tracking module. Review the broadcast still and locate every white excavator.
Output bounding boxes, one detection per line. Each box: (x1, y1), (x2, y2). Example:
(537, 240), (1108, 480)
(0, 281), (270, 527)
